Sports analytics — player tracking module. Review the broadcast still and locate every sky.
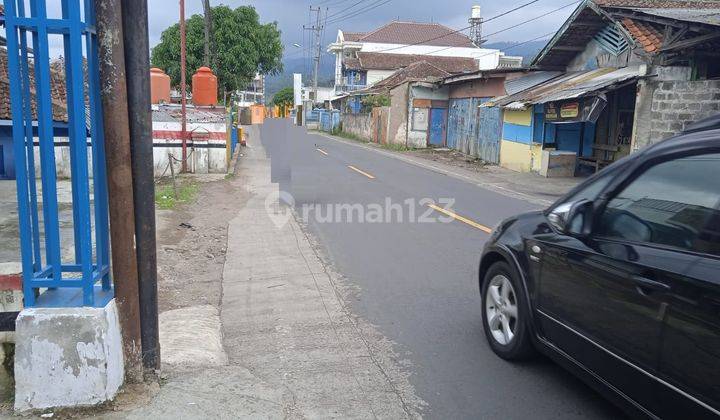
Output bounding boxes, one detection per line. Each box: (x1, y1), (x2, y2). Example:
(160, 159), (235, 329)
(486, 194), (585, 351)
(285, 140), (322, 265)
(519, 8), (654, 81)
(147, 0), (579, 57)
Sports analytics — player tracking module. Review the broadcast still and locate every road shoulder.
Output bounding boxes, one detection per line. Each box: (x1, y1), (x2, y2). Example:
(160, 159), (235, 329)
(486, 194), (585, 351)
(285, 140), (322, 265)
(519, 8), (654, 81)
(315, 131), (582, 207)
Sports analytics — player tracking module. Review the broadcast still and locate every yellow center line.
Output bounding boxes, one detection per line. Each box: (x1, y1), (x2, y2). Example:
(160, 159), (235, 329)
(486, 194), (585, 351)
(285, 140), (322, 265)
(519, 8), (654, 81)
(427, 204), (493, 233)
(347, 165), (376, 179)
(316, 148), (329, 156)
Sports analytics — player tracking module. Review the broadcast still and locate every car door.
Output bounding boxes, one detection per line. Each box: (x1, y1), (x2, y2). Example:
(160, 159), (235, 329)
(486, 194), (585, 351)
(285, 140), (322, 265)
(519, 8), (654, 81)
(533, 233), (676, 412)
(534, 154), (720, 413)
(636, 154), (720, 418)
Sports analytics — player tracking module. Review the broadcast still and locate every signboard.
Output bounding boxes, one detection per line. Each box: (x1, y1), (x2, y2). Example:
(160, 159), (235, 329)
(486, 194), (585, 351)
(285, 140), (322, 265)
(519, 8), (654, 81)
(545, 104), (559, 121)
(560, 102), (580, 118)
(544, 97), (606, 124)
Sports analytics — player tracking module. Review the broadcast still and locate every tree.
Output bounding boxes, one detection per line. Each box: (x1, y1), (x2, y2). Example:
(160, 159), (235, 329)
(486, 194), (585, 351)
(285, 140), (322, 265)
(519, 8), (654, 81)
(151, 5), (283, 97)
(272, 87), (294, 107)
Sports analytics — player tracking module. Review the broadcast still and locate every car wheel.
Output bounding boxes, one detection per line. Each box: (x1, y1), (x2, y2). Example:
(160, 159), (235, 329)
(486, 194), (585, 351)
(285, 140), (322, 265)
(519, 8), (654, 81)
(481, 261), (535, 360)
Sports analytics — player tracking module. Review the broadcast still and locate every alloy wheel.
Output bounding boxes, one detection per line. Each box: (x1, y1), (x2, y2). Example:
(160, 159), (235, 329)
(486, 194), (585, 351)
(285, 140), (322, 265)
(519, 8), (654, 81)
(485, 274), (518, 346)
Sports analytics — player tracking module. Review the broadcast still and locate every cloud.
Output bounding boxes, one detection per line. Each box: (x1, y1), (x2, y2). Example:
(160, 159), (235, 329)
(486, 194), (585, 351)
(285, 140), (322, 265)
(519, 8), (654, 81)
(147, 0), (576, 53)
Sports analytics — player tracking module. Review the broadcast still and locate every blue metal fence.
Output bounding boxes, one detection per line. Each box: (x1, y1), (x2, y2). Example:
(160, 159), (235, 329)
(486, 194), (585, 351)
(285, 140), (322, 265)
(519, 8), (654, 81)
(318, 110), (341, 133)
(5, 0), (111, 307)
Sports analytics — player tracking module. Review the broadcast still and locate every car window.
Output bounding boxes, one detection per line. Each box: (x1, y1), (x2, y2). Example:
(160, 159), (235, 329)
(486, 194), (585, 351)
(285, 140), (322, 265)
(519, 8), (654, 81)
(596, 153), (720, 256)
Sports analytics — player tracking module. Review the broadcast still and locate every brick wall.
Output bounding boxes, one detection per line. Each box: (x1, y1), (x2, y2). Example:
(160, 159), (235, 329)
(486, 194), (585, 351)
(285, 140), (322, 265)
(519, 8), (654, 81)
(649, 80), (720, 143)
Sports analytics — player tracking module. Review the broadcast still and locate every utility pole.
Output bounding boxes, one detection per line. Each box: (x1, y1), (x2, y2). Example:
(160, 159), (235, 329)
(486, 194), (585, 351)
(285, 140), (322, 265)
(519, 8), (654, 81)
(180, 0), (188, 173)
(303, 7), (323, 104)
(95, 0), (144, 383)
(202, 0), (212, 67)
(121, 0), (161, 374)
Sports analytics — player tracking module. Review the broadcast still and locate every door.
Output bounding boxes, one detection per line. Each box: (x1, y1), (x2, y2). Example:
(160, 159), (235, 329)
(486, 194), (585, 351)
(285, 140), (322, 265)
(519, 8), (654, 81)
(428, 108), (447, 146)
(534, 233), (675, 410)
(632, 153), (720, 418)
(538, 151), (720, 416)
(478, 100), (501, 163)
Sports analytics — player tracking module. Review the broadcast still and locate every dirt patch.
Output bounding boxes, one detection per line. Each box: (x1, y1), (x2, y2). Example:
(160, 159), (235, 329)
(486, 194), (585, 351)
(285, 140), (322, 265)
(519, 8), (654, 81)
(155, 174), (248, 312)
(402, 148), (491, 172)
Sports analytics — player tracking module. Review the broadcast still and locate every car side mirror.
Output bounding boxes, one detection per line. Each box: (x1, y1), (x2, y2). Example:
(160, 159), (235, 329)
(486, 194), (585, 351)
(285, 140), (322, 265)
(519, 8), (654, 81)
(566, 199), (594, 238)
(547, 199), (594, 237)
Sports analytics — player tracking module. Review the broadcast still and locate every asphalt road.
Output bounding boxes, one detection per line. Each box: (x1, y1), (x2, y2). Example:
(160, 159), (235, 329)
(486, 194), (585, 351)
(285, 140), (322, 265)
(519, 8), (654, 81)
(259, 119), (624, 419)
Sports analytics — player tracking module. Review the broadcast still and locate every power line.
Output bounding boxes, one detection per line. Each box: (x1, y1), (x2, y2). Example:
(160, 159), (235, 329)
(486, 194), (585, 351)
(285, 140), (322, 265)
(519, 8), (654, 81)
(360, 0), (543, 54)
(417, 0), (580, 56)
(326, 0), (393, 25)
(325, 0), (374, 20)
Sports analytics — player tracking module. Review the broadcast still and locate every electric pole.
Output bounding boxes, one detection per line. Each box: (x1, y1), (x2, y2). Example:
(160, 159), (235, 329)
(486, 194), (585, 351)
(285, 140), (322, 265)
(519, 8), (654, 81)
(303, 7), (324, 104)
(202, 0), (212, 67)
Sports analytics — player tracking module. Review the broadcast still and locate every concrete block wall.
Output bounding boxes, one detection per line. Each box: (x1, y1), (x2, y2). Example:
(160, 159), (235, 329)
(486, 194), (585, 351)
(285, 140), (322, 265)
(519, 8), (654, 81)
(341, 113), (373, 141)
(648, 80), (720, 145)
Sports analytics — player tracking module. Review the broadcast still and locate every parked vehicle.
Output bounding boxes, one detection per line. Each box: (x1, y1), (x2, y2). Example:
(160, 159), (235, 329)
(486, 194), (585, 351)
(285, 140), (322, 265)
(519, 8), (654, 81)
(478, 114), (720, 419)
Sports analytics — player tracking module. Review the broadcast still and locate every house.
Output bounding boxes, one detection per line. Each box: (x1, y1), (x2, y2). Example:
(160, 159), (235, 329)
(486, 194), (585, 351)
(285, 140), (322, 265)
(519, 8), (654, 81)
(490, 0), (720, 176)
(341, 61), (451, 146)
(328, 7), (523, 95)
(0, 47), (83, 180)
(440, 69), (561, 163)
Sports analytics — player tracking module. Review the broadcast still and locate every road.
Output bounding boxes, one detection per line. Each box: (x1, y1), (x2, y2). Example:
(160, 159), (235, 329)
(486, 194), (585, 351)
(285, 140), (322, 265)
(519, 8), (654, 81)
(259, 119), (624, 419)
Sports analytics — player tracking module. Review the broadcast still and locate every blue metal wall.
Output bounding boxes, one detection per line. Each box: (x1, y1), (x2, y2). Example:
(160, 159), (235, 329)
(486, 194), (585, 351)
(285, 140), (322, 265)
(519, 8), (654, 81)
(447, 98), (501, 163)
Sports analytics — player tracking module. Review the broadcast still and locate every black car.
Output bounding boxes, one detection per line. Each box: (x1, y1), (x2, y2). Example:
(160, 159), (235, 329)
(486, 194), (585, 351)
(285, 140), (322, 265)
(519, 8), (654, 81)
(478, 114), (720, 419)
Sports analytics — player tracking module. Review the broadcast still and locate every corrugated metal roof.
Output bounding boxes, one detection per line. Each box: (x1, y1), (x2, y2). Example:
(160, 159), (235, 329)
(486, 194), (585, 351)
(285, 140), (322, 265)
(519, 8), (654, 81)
(495, 66), (645, 108)
(629, 7), (720, 26)
(152, 104), (226, 123)
(505, 71), (563, 95)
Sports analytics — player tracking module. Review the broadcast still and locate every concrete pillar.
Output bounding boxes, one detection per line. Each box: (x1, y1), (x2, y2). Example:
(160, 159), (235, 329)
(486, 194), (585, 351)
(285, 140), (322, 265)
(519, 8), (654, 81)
(14, 299), (124, 412)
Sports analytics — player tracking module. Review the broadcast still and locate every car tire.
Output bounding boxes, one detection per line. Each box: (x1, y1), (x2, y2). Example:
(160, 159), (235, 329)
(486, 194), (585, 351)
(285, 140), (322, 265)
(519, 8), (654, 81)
(481, 261), (535, 360)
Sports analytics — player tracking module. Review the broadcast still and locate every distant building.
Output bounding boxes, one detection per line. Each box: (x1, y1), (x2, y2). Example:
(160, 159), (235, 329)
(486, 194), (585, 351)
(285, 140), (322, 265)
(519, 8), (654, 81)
(236, 73), (265, 107)
(327, 7), (523, 95)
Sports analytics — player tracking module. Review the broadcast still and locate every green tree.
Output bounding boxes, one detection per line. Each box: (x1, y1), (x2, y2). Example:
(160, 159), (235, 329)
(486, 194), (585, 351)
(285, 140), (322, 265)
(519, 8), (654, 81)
(151, 5), (283, 98)
(272, 87), (294, 107)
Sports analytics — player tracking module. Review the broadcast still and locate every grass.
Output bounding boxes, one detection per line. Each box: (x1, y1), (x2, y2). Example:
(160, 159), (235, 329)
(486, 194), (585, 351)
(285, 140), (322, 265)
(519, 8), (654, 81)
(155, 179), (199, 210)
(334, 129), (414, 152)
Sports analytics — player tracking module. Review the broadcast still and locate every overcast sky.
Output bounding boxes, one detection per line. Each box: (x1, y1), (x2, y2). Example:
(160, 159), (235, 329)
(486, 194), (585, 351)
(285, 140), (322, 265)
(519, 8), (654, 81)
(147, 0), (579, 56)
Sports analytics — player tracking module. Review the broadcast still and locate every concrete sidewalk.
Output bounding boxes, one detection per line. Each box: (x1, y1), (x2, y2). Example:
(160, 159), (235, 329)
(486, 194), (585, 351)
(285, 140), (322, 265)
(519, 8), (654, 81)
(110, 126), (423, 419)
(220, 126), (423, 418)
(315, 133), (583, 207)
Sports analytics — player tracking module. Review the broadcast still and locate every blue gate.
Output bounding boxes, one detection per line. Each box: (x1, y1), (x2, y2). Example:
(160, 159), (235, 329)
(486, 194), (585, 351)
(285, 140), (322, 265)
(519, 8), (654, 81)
(4, 0), (111, 307)
(478, 102), (501, 164)
(447, 98), (500, 163)
(428, 108), (447, 146)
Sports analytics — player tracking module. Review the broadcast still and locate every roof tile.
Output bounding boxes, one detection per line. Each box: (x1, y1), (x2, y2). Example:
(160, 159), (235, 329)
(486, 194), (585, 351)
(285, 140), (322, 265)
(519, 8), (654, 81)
(357, 21), (476, 48)
(621, 17), (665, 53)
(347, 52), (477, 74)
(0, 48), (71, 123)
(596, 0), (720, 8)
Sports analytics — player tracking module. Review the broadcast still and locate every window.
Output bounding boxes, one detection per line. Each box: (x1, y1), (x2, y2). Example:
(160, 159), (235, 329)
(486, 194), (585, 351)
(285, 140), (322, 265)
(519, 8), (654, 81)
(411, 108), (428, 132)
(596, 153), (720, 256)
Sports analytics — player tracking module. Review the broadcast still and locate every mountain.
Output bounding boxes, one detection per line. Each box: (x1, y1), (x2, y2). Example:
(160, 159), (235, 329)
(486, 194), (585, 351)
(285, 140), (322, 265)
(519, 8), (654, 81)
(265, 54), (336, 102)
(484, 40), (549, 65)
(265, 39), (550, 102)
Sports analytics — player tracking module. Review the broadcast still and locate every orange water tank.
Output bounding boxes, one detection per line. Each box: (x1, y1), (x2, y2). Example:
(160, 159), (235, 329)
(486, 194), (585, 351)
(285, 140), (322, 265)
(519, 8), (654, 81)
(192, 66), (218, 106)
(150, 67), (171, 104)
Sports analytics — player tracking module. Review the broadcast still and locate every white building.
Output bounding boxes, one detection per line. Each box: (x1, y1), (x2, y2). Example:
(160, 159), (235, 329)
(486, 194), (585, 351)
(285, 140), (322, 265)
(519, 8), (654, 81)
(327, 7), (522, 95)
(236, 73), (265, 107)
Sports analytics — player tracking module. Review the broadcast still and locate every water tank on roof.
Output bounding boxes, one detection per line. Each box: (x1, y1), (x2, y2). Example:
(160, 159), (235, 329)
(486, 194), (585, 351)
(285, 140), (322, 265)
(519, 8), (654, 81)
(150, 67), (171, 104)
(192, 66), (218, 106)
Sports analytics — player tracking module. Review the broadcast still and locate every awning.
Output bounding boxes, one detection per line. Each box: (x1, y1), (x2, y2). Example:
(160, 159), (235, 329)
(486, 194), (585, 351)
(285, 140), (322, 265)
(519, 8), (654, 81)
(494, 65), (647, 110)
